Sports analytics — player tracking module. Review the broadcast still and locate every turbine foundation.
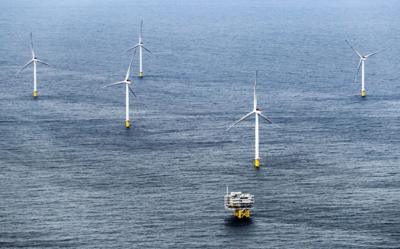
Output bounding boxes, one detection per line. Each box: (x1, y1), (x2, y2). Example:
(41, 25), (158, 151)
(254, 159), (260, 169)
(125, 120), (131, 129)
(139, 71), (143, 78)
(361, 90), (366, 97)
(234, 209), (251, 219)
(33, 90), (38, 98)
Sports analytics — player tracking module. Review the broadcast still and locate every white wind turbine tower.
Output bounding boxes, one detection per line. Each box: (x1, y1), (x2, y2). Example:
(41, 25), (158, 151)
(128, 20), (152, 78)
(19, 32), (49, 98)
(227, 72), (272, 169)
(346, 40), (382, 97)
(104, 56), (136, 129)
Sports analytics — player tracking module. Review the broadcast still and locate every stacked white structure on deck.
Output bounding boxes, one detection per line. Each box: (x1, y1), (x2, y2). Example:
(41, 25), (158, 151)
(224, 190), (254, 219)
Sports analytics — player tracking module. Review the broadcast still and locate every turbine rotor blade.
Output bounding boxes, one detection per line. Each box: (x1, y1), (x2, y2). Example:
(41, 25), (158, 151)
(128, 85), (136, 97)
(36, 59), (49, 66)
(353, 59), (362, 84)
(258, 113), (272, 124)
(125, 54), (135, 81)
(365, 49), (385, 58)
(132, 46), (137, 57)
(103, 81), (125, 88)
(30, 32), (35, 58)
(140, 20), (143, 40)
(142, 46), (152, 54)
(253, 71), (258, 107)
(254, 70), (258, 89)
(127, 44), (140, 52)
(226, 111), (254, 131)
(18, 59), (34, 73)
(345, 40), (362, 58)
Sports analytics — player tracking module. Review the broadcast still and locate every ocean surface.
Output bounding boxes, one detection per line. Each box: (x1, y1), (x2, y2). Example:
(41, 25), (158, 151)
(1, 0), (400, 248)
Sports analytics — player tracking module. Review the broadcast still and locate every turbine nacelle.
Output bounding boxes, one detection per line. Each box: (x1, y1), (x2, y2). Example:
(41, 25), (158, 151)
(346, 40), (381, 60)
(103, 54), (136, 94)
(103, 78), (136, 96)
(19, 33), (50, 72)
(127, 43), (151, 54)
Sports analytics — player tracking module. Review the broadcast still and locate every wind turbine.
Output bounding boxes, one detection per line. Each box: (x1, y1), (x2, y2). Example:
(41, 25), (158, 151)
(19, 32), (49, 98)
(227, 72), (272, 169)
(346, 40), (382, 97)
(103, 55), (136, 129)
(128, 20), (151, 78)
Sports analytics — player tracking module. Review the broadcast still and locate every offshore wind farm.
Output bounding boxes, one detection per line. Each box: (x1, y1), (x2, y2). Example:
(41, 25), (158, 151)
(1, 0), (400, 248)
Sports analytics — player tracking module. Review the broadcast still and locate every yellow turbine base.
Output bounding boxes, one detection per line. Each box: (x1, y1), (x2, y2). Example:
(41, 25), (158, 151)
(234, 209), (251, 219)
(139, 72), (143, 78)
(361, 90), (366, 97)
(254, 159), (260, 169)
(125, 120), (131, 129)
(33, 90), (38, 97)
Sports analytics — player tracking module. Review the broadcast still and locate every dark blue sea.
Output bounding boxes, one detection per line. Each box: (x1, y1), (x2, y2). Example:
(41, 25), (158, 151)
(1, 0), (400, 248)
